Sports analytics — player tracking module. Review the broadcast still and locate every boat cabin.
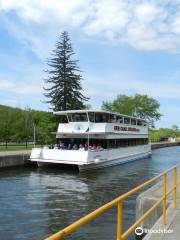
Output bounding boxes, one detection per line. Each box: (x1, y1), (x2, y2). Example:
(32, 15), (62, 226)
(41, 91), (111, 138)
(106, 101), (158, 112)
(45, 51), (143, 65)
(52, 110), (149, 151)
(54, 110), (147, 126)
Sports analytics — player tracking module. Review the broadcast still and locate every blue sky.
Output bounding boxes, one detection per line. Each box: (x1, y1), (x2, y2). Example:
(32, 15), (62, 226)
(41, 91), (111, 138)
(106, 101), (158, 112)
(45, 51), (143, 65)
(0, 0), (180, 128)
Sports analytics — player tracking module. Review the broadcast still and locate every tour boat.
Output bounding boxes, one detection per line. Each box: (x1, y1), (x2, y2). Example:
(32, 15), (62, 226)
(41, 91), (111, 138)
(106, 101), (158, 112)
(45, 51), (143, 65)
(30, 110), (151, 171)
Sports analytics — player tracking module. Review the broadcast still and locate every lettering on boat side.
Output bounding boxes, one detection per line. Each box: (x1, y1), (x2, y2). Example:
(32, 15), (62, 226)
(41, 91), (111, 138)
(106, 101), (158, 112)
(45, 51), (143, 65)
(114, 126), (140, 132)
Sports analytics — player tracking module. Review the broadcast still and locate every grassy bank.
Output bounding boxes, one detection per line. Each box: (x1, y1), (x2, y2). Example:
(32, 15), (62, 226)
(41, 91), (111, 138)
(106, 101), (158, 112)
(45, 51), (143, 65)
(0, 145), (35, 152)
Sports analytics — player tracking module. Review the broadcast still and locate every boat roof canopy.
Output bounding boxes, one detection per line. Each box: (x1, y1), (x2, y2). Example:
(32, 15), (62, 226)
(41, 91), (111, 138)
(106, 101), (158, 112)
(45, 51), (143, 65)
(53, 110), (146, 121)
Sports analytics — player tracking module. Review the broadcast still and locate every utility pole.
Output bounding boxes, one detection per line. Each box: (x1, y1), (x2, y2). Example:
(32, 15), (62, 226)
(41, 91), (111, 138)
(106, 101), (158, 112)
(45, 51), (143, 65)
(33, 123), (36, 148)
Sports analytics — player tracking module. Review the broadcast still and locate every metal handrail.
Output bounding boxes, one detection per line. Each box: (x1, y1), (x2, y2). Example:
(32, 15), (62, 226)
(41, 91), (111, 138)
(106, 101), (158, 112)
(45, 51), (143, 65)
(45, 163), (180, 240)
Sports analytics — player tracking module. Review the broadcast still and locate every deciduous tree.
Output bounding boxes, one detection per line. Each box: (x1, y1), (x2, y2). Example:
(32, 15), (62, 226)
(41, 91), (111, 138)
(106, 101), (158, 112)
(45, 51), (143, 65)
(102, 94), (161, 125)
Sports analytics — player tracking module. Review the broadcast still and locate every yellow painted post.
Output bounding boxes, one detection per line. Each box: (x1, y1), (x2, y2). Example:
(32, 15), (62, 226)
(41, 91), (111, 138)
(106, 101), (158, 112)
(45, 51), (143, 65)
(162, 173), (167, 225)
(45, 163), (180, 240)
(173, 168), (177, 209)
(117, 201), (123, 240)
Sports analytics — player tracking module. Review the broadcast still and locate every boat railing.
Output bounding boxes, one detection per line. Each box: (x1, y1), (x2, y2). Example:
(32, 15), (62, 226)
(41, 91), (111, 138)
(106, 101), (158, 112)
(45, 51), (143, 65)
(42, 147), (106, 152)
(45, 163), (180, 240)
(41, 144), (149, 152)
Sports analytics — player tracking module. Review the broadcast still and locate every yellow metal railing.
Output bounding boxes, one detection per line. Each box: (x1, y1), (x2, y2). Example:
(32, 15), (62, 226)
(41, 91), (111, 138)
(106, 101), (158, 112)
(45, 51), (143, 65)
(45, 163), (180, 240)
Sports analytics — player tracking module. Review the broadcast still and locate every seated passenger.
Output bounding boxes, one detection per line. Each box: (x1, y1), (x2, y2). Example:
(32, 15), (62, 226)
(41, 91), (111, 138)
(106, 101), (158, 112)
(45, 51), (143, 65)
(54, 144), (58, 149)
(59, 141), (64, 149)
(72, 144), (78, 150)
(88, 145), (92, 150)
(91, 144), (97, 152)
(79, 144), (85, 151)
(84, 143), (88, 151)
(62, 144), (67, 150)
(59, 141), (66, 150)
(97, 144), (103, 151)
(67, 144), (72, 150)
(117, 116), (123, 123)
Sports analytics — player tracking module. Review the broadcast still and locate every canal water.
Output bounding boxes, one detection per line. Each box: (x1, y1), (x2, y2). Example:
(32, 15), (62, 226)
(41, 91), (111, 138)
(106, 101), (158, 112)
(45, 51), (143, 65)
(0, 146), (180, 240)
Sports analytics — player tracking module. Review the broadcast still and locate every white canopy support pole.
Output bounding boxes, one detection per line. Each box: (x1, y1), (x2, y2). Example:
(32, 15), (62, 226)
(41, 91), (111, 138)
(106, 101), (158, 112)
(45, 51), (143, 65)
(33, 123), (36, 148)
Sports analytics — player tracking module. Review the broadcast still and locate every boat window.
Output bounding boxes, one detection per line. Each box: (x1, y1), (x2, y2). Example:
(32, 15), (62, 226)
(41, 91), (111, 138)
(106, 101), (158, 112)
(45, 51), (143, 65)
(131, 118), (136, 125)
(88, 112), (95, 122)
(142, 121), (147, 126)
(95, 113), (109, 123)
(57, 115), (68, 123)
(109, 114), (116, 123)
(108, 139), (116, 148)
(124, 117), (130, 124)
(116, 116), (123, 123)
(137, 119), (142, 126)
(67, 113), (88, 122)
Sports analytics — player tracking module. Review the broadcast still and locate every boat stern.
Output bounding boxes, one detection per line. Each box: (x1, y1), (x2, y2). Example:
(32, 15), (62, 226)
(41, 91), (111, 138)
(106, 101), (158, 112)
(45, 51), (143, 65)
(30, 148), (89, 166)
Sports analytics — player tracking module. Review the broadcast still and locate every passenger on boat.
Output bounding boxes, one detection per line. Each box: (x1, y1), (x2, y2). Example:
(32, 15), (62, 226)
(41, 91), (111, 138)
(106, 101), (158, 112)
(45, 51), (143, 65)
(58, 141), (66, 150)
(58, 141), (62, 149)
(54, 144), (58, 149)
(67, 144), (72, 150)
(88, 145), (92, 150)
(84, 143), (88, 151)
(79, 144), (85, 151)
(97, 144), (103, 151)
(91, 144), (97, 152)
(49, 144), (54, 149)
(72, 144), (78, 150)
(116, 116), (123, 123)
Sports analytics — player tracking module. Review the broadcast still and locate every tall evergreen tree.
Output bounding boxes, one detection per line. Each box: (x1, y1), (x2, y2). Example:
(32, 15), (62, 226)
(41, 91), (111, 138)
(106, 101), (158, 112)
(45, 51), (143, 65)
(44, 31), (89, 111)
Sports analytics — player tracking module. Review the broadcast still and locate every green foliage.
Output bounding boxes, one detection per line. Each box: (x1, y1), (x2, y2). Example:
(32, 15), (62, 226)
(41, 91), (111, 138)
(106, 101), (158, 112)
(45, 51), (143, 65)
(0, 106), (15, 144)
(32, 110), (56, 144)
(102, 94), (162, 125)
(44, 31), (89, 111)
(171, 124), (179, 132)
(0, 105), (56, 146)
(149, 125), (180, 141)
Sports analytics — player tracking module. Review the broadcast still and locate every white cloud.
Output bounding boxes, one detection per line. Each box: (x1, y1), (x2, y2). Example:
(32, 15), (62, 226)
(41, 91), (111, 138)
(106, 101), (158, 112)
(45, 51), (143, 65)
(0, 1), (179, 90)
(0, 79), (14, 89)
(1, 0), (180, 53)
(0, 0), (90, 25)
(0, 79), (43, 95)
(131, 80), (180, 99)
(84, 74), (180, 102)
(1, 0), (180, 127)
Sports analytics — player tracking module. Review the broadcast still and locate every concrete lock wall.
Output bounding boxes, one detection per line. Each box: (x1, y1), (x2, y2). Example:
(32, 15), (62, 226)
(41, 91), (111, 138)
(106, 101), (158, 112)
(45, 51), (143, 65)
(136, 170), (180, 230)
(136, 182), (165, 230)
(0, 152), (30, 168)
(151, 142), (179, 150)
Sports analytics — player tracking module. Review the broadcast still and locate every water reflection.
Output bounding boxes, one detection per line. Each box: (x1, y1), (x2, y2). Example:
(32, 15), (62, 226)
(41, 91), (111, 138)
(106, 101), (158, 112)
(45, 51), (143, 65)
(0, 147), (180, 240)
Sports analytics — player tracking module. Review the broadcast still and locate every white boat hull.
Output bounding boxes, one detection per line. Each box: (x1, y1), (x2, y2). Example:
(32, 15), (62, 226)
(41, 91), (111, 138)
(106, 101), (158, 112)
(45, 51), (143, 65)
(78, 151), (151, 171)
(30, 145), (151, 171)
